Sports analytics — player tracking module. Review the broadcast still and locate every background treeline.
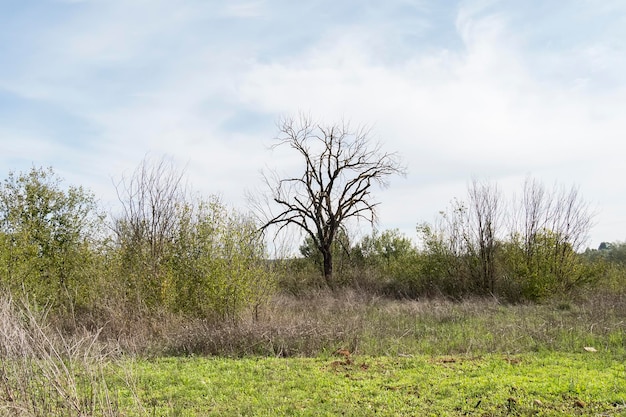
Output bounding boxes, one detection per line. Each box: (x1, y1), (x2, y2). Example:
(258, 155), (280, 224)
(0, 161), (624, 330)
(281, 179), (622, 302)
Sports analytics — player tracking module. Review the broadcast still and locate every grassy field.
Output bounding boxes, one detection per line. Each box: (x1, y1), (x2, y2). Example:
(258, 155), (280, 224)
(123, 352), (626, 416)
(1, 291), (626, 416)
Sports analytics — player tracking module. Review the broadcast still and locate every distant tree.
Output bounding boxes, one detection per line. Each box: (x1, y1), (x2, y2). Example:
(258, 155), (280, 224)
(257, 115), (405, 288)
(597, 241), (626, 266)
(357, 228), (414, 271)
(356, 228), (421, 295)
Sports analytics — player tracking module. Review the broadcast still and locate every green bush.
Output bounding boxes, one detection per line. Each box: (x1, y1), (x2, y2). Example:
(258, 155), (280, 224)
(355, 229), (425, 297)
(168, 198), (276, 320)
(0, 167), (105, 310)
(111, 157), (276, 321)
(413, 178), (603, 302)
(500, 231), (602, 301)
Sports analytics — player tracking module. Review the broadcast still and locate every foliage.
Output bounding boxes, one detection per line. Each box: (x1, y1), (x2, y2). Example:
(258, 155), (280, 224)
(594, 241), (626, 265)
(416, 221), (470, 297)
(168, 197), (276, 320)
(501, 230), (601, 300)
(0, 162), (277, 323)
(112, 157), (275, 320)
(357, 229), (414, 269)
(113, 156), (187, 308)
(582, 241), (626, 293)
(0, 167), (105, 309)
(354, 228), (423, 296)
(297, 228), (353, 285)
(286, 228), (422, 294)
(416, 178), (599, 301)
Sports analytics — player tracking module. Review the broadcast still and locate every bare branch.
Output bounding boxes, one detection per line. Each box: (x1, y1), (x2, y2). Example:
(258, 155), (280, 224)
(254, 115), (405, 287)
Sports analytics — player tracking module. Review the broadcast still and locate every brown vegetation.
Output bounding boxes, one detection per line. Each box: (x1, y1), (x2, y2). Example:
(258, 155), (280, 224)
(51, 287), (626, 358)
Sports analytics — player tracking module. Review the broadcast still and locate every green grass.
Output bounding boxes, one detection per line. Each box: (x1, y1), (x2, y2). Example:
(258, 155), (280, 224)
(119, 352), (626, 416)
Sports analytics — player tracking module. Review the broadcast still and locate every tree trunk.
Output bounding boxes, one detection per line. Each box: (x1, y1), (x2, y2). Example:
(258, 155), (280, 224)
(321, 247), (333, 289)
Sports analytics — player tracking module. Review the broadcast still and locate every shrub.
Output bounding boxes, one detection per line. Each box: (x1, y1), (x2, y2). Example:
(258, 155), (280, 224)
(168, 198), (276, 321)
(0, 167), (106, 311)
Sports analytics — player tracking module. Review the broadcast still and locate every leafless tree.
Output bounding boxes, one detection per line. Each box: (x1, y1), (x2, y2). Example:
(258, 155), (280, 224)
(467, 179), (502, 294)
(517, 177), (549, 260)
(427, 181), (502, 294)
(516, 178), (593, 252)
(511, 177), (594, 291)
(257, 115), (405, 288)
(113, 155), (187, 303)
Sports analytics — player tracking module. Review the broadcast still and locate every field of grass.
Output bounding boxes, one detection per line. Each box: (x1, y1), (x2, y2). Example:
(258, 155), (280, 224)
(1, 291), (626, 416)
(124, 352), (626, 416)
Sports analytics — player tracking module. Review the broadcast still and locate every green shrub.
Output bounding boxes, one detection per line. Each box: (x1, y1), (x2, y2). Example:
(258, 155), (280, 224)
(0, 167), (106, 310)
(168, 198), (276, 320)
(112, 157), (276, 321)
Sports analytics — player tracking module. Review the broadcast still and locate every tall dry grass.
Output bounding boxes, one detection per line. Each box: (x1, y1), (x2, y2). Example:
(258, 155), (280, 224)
(0, 296), (143, 417)
(113, 288), (626, 358)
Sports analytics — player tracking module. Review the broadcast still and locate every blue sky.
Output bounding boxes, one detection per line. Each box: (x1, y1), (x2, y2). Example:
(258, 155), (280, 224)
(1, 0), (625, 249)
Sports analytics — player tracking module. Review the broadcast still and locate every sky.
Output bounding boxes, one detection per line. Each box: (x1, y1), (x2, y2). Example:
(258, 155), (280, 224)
(1, 0), (625, 250)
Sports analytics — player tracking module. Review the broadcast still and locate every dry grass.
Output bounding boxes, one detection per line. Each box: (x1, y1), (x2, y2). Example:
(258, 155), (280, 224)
(0, 296), (142, 417)
(87, 288), (626, 358)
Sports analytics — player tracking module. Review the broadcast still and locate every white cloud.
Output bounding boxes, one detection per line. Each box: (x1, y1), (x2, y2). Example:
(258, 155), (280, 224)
(221, 1), (267, 18)
(235, 2), (626, 246)
(1, 0), (625, 248)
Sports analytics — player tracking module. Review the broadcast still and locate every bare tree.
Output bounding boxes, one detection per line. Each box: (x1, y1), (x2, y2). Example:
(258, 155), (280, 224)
(113, 155), (187, 304)
(257, 115), (405, 288)
(423, 181), (502, 295)
(467, 179), (502, 294)
(509, 177), (595, 295)
(516, 178), (593, 254)
(518, 177), (549, 261)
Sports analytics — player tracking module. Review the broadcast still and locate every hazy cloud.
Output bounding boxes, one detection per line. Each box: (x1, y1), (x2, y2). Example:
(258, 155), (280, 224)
(0, 0), (624, 247)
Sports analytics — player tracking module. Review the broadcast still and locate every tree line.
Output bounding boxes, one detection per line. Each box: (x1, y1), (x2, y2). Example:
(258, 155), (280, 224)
(0, 116), (624, 324)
